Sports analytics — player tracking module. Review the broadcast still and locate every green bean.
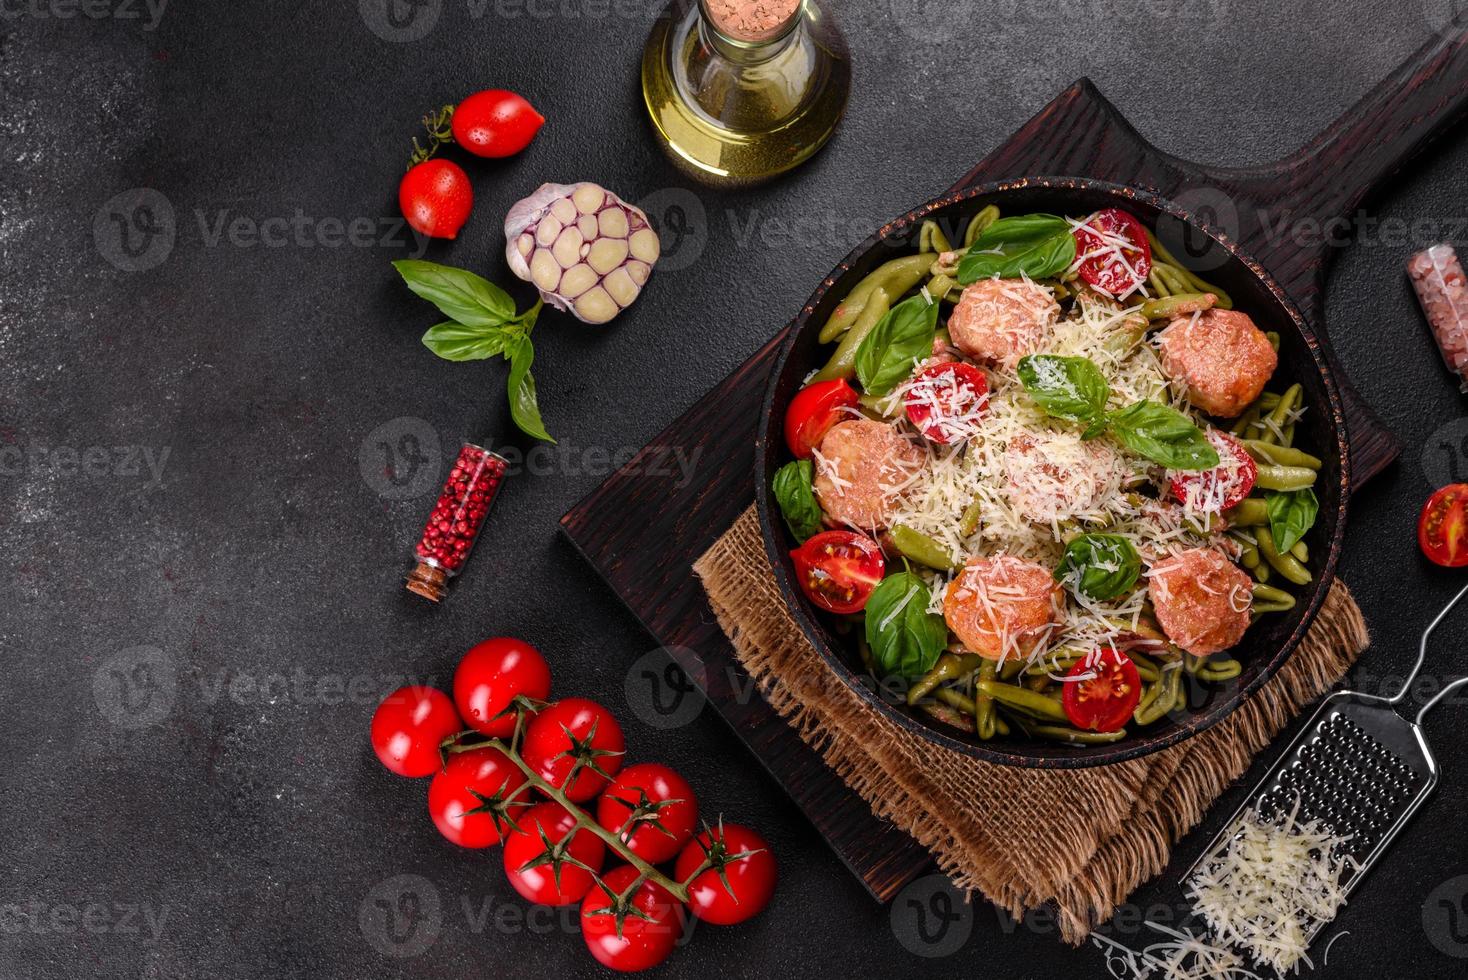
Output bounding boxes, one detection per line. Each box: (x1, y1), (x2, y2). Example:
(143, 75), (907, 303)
(1125, 650), (1163, 683)
(1197, 658), (1242, 682)
(1226, 498), (1269, 526)
(1254, 463), (1317, 492)
(1257, 392), (1281, 411)
(817, 255), (932, 343)
(1140, 293), (1215, 321)
(1230, 405), (1261, 437)
(813, 286), (890, 382)
(974, 660), (998, 739)
(1147, 267), (1174, 299)
(1152, 264), (1193, 298)
(1182, 653), (1204, 676)
(1144, 231), (1233, 309)
(907, 652), (983, 705)
(1290, 540), (1308, 563)
(1259, 383), (1301, 446)
(1252, 558), (1271, 584)
(919, 701), (971, 730)
(1265, 331), (1281, 352)
(959, 496), (984, 538)
(997, 656), (1026, 681)
(963, 205), (1000, 248)
(975, 679), (1068, 722)
(858, 390), (900, 421)
(1235, 536), (1261, 569)
(1027, 723), (1128, 745)
(933, 685), (977, 716)
(925, 273), (958, 303)
(919, 220), (953, 255)
(1256, 526), (1312, 585)
(1023, 672), (1052, 692)
(1133, 665), (1182, 726)
(890, 524), (961, 572)
(1250, 581), (1296, 612)
(1242, 440), (1321, 469)
(1102, 313), (1151, 356)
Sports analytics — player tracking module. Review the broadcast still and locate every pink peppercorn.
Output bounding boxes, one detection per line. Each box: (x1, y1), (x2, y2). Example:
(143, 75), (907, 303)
(1408, 243), (1468, 392)
(406, 443), (509, 602)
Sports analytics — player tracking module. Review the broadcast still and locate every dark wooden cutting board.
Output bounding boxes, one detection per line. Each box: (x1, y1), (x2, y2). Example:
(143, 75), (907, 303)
(560, 29), (1468, 900)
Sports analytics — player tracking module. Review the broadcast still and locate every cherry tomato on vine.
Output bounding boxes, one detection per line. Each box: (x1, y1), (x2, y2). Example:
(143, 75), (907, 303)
(784, 379), (859, 459)
(674, 823), (776, 926)
(453, 637), (551, 738)
(903, 361), (990, 445)
(451, 89), (545, 158)
(1061, 647), (1142, 733)
(1072, 207), (1152, 297)
(1420, 483), (1468, 567)
(581, 865), (683, 973)
(595, 763), (698, 864)
(1168, 429), (1257, 513)
(522, 698), (625, 802)
(427, 747), (527, 848)
(789, 530), (885, 614)
(502, 801), (606, 906)
(399, 158), (473, 240)
(370, 686), (462, 778)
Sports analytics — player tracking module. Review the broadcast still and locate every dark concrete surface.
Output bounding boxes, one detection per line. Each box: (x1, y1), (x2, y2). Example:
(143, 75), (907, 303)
(4, 2), (1468, 977)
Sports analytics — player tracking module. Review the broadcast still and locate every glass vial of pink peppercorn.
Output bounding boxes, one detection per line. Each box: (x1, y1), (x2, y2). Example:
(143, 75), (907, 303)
(406, 443), (509, 602)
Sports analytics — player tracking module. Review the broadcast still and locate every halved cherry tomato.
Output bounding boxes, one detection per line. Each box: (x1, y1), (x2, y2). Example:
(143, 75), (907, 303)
(1061, 647), (1141, 733)
(790, 530), (885, 614)
(1072, 208), (1152, 298)
(903, 361), (989, 445)
(784, 379), (859, 459)
(1169, 430), (1257, 513)
(1419, 483), (1468, 567)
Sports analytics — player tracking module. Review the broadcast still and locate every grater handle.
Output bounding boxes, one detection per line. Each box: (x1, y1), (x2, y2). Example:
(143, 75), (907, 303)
(1417, 675), (1468, 726)
(1391, 580), (1468, 704)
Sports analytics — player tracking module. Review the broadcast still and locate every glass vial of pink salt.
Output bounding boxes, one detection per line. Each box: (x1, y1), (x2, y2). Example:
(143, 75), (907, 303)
(406, 443), (509, 602)
(1408, 243), (1468, 392)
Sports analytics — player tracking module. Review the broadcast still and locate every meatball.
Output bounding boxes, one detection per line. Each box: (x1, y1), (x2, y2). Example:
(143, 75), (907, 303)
(943, 555), (1062, 661)
(1147, 547), (1252, 655)
(948, 278), (1059, 369)
(1003, 432), (1122, 523)
(1156, 308), (1277, 418)
(812, 419), (924, 531)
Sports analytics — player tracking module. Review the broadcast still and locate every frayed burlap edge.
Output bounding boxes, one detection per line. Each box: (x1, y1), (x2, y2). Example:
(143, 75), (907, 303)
(693, 507), (1369, 945)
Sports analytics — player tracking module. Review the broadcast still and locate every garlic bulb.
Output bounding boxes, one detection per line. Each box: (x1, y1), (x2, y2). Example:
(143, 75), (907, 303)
(504, 182), (661, 324)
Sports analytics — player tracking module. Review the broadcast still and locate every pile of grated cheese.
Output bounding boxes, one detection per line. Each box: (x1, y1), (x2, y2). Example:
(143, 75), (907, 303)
(873, 288), (1233, 664)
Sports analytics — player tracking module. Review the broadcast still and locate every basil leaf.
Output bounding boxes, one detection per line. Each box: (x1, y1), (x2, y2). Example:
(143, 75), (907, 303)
(956, 213), (1077, 284)
(864, 571), (947, 680)
(854, 295), (939, 396)
(504, 335), (555, 444)
(1107, 401), (1219, 470)
(421, 321), (509, 361)
(1055, 533), (1142, 601)
(393, 259), (516, 327)
(1266, 488), (1319, 553)
(1017, 354), (1110, 425)
(772, 460), (822, 542)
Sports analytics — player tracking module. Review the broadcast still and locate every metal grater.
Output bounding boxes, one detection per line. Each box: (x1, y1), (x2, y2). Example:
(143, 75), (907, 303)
(1184, 580), (1468, 944)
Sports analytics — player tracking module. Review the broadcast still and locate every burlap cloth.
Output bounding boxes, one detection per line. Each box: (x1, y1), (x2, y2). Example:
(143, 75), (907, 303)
(693, 507), (1370, 944)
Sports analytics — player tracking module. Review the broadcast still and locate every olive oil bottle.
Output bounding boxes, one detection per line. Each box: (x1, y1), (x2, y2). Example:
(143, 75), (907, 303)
(641, 0), (850, 187)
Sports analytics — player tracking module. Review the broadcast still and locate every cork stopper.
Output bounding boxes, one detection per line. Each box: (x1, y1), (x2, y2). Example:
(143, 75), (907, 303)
(405, 561), (449, 602)
(703, 0), (800, 43)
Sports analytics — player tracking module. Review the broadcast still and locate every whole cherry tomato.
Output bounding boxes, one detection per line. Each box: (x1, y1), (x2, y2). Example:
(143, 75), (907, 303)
(784, 379), (859, 459)
(674, 823), (776, 926)
(595, 763), (698, 864)
(522, 698), (625, 802)
(903, 361), (990, 445)
(1072, 207), (1152, 298)
(1169, 429), (1257, 513)
(453, 637), (552, 738)
(789, 530), (885, 614)
(399, 158), (472, 239)
(370, 686), (462, 778)
(503, 801), (606, 906)
(451, 89), (544, 158)
(1420, 483), (1468, 567)
(427, 747), (528, 848)
(581, 865), (683, 973)
(1061, 647), (1142, 733)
